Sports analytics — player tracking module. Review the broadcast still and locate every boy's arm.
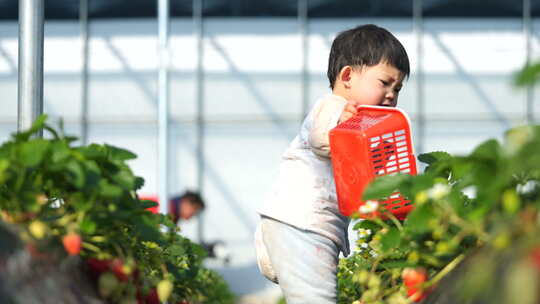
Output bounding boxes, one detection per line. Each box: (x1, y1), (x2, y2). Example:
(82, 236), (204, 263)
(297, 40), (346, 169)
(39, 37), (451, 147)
(309, 98), (356, 158)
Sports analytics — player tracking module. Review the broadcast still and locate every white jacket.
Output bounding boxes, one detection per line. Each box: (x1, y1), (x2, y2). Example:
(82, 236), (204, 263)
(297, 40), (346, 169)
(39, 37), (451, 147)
(257, 94), (351, 256)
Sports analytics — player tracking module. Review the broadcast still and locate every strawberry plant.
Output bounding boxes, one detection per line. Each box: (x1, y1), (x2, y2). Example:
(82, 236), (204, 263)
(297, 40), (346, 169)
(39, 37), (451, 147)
(0, 115), (235, 304)
(337, 123), (540, 304)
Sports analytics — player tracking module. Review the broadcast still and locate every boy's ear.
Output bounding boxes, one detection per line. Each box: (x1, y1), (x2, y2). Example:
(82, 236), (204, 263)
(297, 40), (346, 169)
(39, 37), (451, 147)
(339, 66), (353, 88)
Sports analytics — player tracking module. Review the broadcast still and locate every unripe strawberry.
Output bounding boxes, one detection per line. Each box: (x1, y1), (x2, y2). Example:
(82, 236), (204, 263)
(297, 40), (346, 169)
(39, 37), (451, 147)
(157, 279), (173, 302)
(29, 220), (47, 239)
(36, 194), (48, 205)
(98, 272), (119, 298)
(62, 233), (82, 255)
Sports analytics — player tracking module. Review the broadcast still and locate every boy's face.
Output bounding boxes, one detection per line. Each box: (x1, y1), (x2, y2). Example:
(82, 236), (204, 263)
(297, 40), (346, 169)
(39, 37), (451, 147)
(345, 62), (404, 107)
(179, 199), (201, 220)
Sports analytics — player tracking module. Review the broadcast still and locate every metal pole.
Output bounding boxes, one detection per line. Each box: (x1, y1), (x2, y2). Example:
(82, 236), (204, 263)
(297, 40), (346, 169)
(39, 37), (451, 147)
(298, 0), (309, 120)
(18, 0), (44, 134)
(413, 0), (424, 154)
(524, 0), (534, 124)
(80, 0), (90, 144)
(194, 0), (205, 243)
(158, 0), (170, 215)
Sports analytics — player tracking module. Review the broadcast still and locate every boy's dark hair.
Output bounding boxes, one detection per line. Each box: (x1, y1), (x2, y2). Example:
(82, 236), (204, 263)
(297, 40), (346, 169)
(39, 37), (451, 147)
(179, 191), (206, 210)
(169, 190), (205, 223)
(327, 24), (410, 89)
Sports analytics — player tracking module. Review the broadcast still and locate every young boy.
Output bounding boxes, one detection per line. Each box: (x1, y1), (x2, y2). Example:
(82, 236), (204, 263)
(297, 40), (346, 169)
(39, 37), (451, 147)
(255, 24), (410, 303)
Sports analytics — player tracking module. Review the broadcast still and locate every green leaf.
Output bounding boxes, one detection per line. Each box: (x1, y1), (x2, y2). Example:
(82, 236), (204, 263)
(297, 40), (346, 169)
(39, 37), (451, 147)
(133, 214), (161, 241)
(363, 174), (409, 200)
(15, 114), (48, 141)
(72, 195), (93, 212)
(380, 227), (401, 252)
(134, 177), (145, 190)
(65, 160), (85, 188)
(83, 160), (101, 187)
(112, 169), (136, 190)
(19, 139), (50, 166)
(80, 218), (97, 234)
(514, 61), (540, 86)
(43, 125), (60, 139)
(379, 259), (414, 269)
(418, 151), (452, 166)
(0, 159), (10, 184)
(140, 199), (158, 209)
(401, 174), (434, 199)
(404, 203), (435, 234)
(168, 244), (185, 256)
(50, 141), (70, 164)
(99, 180), (123, 198)
(76, 144), (107, 159)
(353, 220), (379, 231)
(106, 144), (137, 161)
(470, 139), (501, 161)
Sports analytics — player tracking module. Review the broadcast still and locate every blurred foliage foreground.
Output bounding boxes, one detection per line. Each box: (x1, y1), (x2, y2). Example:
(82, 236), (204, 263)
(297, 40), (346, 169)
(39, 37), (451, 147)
(336, 61), (540, 304)
(337, 124), (540, 304)
(0, 116), (235, 304)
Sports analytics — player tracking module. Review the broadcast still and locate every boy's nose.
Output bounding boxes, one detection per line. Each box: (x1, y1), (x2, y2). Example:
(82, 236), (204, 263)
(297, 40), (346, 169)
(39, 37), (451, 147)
(382, 92), (397, 107)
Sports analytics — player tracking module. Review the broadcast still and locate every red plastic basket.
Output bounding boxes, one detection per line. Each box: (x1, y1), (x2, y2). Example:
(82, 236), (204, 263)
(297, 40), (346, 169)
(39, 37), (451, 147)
(329, 105), (417, 219)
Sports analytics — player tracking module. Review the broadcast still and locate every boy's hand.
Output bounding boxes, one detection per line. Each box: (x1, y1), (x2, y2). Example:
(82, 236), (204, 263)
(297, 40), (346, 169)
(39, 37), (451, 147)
(338, 103), (358, 124)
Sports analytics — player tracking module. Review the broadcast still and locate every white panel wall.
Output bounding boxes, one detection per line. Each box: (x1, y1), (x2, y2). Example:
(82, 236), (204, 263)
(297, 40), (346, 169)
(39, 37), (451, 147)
(1, 18), (540, 300)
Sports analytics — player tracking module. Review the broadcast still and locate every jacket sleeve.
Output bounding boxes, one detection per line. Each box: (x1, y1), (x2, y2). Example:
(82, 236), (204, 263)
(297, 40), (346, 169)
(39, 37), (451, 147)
(308, 98), (348, 158)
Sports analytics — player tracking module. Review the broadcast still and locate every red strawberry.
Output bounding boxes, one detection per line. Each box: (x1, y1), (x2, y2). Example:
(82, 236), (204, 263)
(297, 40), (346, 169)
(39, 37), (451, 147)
(402, 267), (428, 302)
(86, 258), (111, 280)
(98, 272), (119, 298)
(62, 233), (82, 256)
(144, 288), (160, 304)
(529, 246), (540, 271)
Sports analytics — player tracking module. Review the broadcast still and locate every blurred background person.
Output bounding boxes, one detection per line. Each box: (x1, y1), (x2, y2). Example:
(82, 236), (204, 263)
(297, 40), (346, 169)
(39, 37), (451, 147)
(168, 190), (206, 224)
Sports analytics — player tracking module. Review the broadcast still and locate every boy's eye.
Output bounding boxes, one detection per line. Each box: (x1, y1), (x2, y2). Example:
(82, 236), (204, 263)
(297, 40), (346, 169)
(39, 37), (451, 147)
(380, 80), (389, 86)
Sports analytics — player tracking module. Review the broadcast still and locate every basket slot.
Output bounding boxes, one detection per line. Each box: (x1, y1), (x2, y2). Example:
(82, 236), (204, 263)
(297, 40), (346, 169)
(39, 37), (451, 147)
(397, 146), (408, 152)
(396, 141), (407, 147)
(394, 129), (405, 136)
(386, 166), (397, 172)
(399, 162), (410, 169)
